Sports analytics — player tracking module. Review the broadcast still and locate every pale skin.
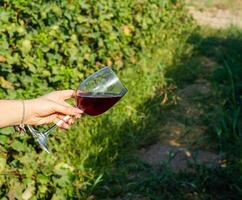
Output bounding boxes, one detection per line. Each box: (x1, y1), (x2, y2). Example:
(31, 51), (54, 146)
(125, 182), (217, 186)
(0, 90), (83, 129)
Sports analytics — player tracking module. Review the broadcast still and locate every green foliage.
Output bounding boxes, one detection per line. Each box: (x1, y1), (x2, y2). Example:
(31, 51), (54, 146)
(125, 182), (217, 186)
(94, 158), (242, 200)
(0, 0), (189, 98)
(0, 0), (196, 199)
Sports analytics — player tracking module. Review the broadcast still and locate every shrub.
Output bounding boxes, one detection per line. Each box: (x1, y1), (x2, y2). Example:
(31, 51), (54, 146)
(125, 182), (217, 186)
(1, 0), (189, 98)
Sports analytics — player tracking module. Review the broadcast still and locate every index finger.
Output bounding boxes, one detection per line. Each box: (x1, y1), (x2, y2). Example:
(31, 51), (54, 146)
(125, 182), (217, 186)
(59, 90), (76, 100)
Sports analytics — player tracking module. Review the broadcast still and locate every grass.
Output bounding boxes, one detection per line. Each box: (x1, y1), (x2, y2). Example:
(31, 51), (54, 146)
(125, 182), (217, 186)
(90, 26), (242, 199)
(94, 159), (242, 200)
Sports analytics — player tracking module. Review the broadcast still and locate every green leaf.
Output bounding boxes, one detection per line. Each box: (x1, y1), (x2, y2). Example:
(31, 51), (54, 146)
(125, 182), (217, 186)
(21, 39), (32, 54)
(0, 135), (8, 145)
(37, 174), (49, 184)
(22, 184), (35, 200)
(0, 127), (14, 135)
(11, 140), (27, 152)
(0, 157), (6, 171)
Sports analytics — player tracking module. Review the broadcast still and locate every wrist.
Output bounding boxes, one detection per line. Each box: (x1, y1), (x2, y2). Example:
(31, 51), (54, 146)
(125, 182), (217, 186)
(23, 99), (35, 125)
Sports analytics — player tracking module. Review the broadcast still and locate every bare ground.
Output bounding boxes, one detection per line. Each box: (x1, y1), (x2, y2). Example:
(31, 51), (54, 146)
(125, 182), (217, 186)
(189, 7), (242, 29)
(187, 0), (242, 29)
(137, 77), (223, 172)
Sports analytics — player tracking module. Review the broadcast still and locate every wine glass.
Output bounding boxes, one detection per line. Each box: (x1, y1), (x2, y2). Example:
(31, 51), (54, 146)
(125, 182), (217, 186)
(27, 66), (128, 153)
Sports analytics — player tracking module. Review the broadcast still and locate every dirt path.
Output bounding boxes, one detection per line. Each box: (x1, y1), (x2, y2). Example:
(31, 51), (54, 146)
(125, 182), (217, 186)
(138, 78), (222, 172)
(187, 0), (242, 29)
(189, 7), (242, 29)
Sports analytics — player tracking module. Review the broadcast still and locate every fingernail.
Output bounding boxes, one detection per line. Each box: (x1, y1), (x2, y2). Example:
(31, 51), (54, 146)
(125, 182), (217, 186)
(73, 108), (83, 114)
(56, 120), (64, 126)
(63, 115), (70, 122)
(64, 124), (69, 129)
(75, 114), (81, 119)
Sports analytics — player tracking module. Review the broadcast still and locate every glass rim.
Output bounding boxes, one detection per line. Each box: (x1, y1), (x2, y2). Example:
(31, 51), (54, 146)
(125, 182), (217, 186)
(79, 66), (128, 94)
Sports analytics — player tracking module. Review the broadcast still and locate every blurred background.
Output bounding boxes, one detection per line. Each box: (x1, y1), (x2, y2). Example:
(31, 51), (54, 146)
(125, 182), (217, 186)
(0, 0), (241, 199)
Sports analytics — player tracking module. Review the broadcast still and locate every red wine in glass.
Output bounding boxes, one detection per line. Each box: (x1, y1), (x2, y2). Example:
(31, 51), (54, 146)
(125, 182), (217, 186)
(76, 92), (122, 116)
(26, 66), (128, 153)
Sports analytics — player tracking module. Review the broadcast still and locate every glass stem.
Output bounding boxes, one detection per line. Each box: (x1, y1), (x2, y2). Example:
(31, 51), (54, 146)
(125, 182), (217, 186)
(44, 124), (57, 136)
(44, 115), (71, 136)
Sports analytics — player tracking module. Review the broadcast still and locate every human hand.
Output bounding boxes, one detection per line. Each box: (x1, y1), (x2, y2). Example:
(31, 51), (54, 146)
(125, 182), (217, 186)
(24, 90), (82, 129)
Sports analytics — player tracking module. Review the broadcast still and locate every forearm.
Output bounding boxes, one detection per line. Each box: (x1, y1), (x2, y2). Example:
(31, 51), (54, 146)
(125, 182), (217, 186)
(0, 100), (27, 128)
(0, 90), (82, 128)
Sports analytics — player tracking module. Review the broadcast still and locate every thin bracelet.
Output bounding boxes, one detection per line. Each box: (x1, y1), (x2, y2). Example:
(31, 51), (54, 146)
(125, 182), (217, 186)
(14, 100), (26, 132)
(20, 100), (25, 125)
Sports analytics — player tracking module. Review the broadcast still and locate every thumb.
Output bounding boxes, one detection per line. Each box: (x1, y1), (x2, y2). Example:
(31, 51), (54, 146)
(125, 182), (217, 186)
(53, 103), (83, 116)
